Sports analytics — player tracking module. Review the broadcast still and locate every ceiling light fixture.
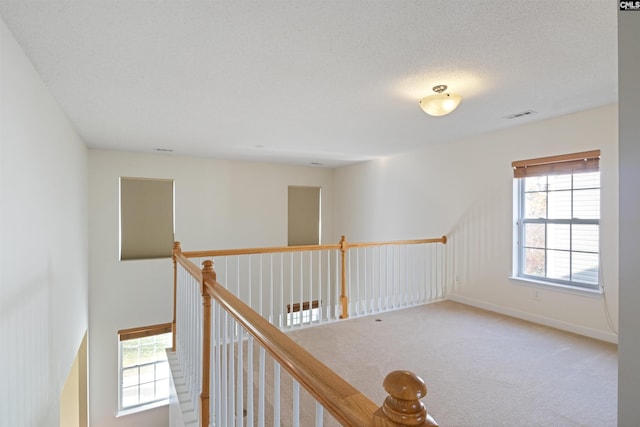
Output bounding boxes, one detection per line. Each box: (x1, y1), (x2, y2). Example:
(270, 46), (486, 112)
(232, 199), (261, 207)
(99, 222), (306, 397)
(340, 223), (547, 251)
(419, 85), (462, 117)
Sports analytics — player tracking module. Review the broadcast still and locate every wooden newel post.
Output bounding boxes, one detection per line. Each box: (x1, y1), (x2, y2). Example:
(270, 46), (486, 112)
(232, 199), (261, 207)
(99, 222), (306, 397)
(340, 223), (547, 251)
(339, 235), (349, 319)
(373, 370), (438, 426)
(172, 241), (182, 352)
(200, 260), (216, 427)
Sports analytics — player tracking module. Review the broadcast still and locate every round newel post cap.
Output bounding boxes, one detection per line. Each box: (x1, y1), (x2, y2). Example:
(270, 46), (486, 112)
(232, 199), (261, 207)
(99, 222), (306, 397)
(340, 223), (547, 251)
(383, 370), (427, 400)
(381, 370), (428, 426)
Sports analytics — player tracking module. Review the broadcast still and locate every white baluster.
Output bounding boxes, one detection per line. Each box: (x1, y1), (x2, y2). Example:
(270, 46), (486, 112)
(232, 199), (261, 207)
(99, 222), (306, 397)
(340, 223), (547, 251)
(221, 311), (228, 426)
(236, 325), (243, 427)
(273, 362), (281, 427)
(292, 380), (300, 427)
(315, 402), (323, 426)
(259, 255), (263, 317)
(246, 336), (254, 427)
(298, 252), (303, 326)
(213, 303), (220, 427)
(307, 251), (312, 325)
(270, 253), (274, 325)
(229, 316), (235, 426)
(258, 347), (265, 427)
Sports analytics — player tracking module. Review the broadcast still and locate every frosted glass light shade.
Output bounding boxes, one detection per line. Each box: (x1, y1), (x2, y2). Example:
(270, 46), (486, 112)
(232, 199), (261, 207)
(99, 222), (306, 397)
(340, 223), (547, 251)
(419, 92), (462, 116)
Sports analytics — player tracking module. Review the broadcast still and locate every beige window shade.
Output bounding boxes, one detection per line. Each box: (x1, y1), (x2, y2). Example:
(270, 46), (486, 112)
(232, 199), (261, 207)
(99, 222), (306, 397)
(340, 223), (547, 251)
(512, 150), (600, 178)
(288, 186), (321, 246)
(120, 177), (174, 260)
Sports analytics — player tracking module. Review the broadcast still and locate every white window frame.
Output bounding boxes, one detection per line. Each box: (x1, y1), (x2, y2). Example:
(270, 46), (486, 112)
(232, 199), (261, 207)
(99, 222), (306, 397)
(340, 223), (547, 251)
(512, 150), (601, 292)
(117, 324), (173, 416)
(286, 300), (321, 326)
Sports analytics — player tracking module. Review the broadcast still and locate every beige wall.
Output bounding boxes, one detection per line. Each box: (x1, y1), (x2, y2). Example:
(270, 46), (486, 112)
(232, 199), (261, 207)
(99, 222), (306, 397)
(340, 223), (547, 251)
(0, 17), (89, 427)
(334, 104), (619, 343)
(88, 150), (334, 427)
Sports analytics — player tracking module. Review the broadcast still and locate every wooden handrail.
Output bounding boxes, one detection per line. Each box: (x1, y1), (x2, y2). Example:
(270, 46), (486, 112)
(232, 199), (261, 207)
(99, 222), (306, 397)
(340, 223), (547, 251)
(175, 252), (203, 282)
(202, 273), (391, 426)
(347, 236), (447, 249)
(181, 236), (447, 259)
(182, 243), (340, 258)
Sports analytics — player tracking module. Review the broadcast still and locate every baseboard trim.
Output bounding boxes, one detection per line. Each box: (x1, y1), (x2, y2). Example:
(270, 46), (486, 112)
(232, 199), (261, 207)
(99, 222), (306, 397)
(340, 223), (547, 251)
(447, 294), (618, 344)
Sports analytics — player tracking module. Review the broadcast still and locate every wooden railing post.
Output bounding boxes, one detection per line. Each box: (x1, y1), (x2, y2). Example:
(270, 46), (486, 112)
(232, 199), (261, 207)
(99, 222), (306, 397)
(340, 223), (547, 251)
(172, 241), (182, 352)
(200, 260), (216, 427)
(373, 370), (438, 426)
(339, 235), (349, 319)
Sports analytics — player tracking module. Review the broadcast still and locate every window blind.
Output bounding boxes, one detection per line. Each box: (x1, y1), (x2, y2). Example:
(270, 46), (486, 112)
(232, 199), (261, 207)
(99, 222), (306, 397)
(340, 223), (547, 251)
(512, 150), (600, 178)
(118, 323), (172, 341)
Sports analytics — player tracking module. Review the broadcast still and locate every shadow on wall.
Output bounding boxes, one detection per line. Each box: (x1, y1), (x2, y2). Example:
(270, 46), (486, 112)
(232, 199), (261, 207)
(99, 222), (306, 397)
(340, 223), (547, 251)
(444, 187), (511, 295)
(1, 275), (53, 426)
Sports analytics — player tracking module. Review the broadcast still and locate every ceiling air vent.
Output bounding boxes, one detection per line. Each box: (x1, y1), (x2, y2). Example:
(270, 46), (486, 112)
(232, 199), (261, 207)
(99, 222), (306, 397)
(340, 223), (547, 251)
(504, 110), (537, 119)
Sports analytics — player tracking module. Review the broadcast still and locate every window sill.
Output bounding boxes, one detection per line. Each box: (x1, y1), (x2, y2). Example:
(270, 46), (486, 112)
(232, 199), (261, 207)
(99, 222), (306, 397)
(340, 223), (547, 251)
(116, 399), (168, 417)
(509, 276), (603, 299)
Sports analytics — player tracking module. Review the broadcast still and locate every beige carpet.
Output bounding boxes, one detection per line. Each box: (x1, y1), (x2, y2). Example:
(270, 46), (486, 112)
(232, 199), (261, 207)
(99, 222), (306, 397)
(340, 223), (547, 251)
(286, 301), (618, 427)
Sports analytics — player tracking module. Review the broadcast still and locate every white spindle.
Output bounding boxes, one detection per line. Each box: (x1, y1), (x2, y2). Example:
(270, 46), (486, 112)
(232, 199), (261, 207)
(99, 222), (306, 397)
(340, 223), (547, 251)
(355, 248), (360, 316)
(298, 252), (303, 327)
(324, 250), (330, 321)
(248, 254), (252, 311)
(247, 336), (254, 426)
(259, 255), (263, 317)
(224, 257), (228, 290)
(289, 253), (294, 328)
(269, 253), (274, 325)
(378, 246), (383, 312)
(258, 347), (265, 427)
(213, 303), (220, 427)
(307, 251), (312, 325)
(236, 328), (244, 425)
(273, 362), (281, 427)
(315, 402), (324, 427)
(228, 316), (236, 426)
(364, 247), (369, 315)
(237, 255), (241, 299)
(335, 249), (340, 319)
(221, 311), (228, 426)
(293, 380), (300, 427)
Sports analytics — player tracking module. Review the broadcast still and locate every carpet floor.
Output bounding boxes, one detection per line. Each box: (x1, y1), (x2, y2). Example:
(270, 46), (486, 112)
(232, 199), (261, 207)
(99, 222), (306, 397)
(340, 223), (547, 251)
(286, 300), (618, 427)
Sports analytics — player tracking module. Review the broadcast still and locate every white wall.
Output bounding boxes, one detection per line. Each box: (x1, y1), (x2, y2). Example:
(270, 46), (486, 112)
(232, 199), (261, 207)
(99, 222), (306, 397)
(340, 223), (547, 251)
(0, 17), (89, 427)
(88, 149), (334, 427)
(617, 10), (640, 427)
(334, 104), (618, 342)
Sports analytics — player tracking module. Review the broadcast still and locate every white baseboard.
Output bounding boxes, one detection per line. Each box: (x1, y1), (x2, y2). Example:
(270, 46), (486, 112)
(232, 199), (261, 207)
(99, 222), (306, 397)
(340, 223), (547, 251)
(447, 293), (618, 344)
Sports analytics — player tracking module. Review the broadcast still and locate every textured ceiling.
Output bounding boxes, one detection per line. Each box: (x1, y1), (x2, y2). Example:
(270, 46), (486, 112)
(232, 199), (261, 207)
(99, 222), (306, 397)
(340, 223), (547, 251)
(0, 1), (618, 167)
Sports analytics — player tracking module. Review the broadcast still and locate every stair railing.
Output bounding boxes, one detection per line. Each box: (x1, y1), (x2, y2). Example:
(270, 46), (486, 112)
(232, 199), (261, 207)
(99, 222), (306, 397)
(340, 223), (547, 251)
(176, 235), (447, 332)
(173, 249), (439, 426)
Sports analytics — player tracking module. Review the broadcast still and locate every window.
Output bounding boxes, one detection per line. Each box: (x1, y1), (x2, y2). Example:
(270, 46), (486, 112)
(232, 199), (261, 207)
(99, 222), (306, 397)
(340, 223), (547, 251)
(286, 300), (321, 326)
(120, 177), (174, 260)
(117, 324), (172, 414)
(512, 150), (600, 290)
